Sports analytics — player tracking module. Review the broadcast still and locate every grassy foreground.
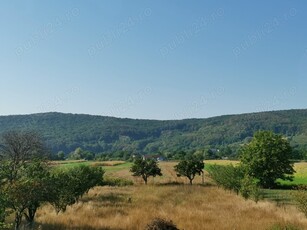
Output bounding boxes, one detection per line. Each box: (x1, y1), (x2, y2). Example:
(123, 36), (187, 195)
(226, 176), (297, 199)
(29, 161), (307, 229)
(35, 185), (307, 230)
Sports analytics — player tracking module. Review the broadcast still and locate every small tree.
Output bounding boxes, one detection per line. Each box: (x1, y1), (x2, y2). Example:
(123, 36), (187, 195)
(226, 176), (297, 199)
(130, 157), (162, 184)
(174, 158), (204, 185)
(49, 165), (104, 213)
(57, 151), (65, 160)
(0, 131), (48, 229)
(240, 131), (295, 188)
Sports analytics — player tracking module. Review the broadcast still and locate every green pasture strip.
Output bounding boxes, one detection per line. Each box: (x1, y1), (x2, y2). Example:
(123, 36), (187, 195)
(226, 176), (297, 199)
(261, 189), (294, 205)
(277, 177), (307, 186)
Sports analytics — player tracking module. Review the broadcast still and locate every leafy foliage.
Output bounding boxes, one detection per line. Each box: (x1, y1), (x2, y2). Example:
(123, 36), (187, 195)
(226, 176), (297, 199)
(174, 158), (204, 185)
(292, 185), (307, 217)
(208, 164), (244, 194)
(130, 157), (162, 184)
(0, 131), (104, 229)
(0, 190), (7, 227)
(208, 164), (261, 202)
(49, 165), (104, 213)
(240, 131), (295, 188)
(0, 110), (307, 159)
(0, 131), (49, 229)
(239, 175), (261, 202)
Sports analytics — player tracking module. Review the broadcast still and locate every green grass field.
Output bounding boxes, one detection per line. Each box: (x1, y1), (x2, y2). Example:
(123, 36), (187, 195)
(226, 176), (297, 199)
(278, 162), (307, 185)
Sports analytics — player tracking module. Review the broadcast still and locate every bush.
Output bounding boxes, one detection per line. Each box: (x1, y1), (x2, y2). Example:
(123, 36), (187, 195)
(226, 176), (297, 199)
(292, 185), (307, 217)
(208, 164), (262, 202)
(207, 164), (244, 194)
(49, 165), (104, 213)
(239, 175), (261, 202)
(144, 218), (179, 230)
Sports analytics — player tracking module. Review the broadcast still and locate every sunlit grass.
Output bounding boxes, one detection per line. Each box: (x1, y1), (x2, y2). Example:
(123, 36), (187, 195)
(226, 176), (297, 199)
(34, 161), (307, 229)
(35, 179), (307, 230)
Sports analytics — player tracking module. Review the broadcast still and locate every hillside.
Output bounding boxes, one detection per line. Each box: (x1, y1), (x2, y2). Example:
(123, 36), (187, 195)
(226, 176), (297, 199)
(0, 109), (307, 157)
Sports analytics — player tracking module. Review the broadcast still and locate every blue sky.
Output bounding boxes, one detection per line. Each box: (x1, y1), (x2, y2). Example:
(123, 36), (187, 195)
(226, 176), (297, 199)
(1, 1), (306, 120)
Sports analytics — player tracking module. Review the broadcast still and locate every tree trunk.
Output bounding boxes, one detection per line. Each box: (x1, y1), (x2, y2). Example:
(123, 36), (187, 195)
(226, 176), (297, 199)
(24, 207), (37, 228)
(202, 171), (205, 185)
(14, 212), (22, 230)
(144, 177), (148, 185)
(189, 178), (193, 185)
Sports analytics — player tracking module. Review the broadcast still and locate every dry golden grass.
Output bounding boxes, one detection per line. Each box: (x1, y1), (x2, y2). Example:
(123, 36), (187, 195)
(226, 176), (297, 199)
(33, 162), (307, 230)
(91, 161), (126, 167)
(49, 160), (88, 165)
(36, 185), (307, 230)
(205, 159), (239, 165)
(105, 161), (206, 185)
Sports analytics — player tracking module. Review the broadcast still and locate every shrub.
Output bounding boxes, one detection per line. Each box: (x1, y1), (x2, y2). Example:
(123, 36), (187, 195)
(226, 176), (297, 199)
(239, 175), (261, 202)
(144, 218), (179, 230)
(292, 185), (307, 217)
(207, 164), (244, 194)
(208, 164), (262, 202)
(49, 165), (104, 213)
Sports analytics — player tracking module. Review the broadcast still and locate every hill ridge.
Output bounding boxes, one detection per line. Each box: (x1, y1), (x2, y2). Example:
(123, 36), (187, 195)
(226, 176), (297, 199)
(0, 109), (307, 157)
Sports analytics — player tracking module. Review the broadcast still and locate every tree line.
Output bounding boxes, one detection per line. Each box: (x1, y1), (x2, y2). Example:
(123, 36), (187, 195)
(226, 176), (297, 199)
(1, 110), (307, 159)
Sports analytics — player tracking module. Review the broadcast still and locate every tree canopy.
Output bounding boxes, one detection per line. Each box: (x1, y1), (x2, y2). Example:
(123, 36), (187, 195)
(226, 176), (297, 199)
(239, 130), (295, 188)
(174, 157), (204, 185)
(1, 110), (307, 160)
(0, 131), (104, 229)
(130, 157), (162, 184)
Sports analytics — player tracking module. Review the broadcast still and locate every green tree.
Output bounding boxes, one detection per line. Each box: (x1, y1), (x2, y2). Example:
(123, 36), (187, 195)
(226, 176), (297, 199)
(57, 151), (65, 160)
(204, 149), (216, 160)
(239, 131), (295, 188)
(49, 165), (104, 213)
(0, 166), (7, 225)
(207, 164), (243, 194)
(174, 158), (204, 185)
(0, 185), (7, 227)
(22, 160), (51, 225)
(130, 157), (162, 184)
(0, 131), (49, 229)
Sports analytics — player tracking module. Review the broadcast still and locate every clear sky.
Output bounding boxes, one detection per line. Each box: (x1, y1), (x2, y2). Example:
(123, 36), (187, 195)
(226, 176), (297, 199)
(1, 1), (307, 120)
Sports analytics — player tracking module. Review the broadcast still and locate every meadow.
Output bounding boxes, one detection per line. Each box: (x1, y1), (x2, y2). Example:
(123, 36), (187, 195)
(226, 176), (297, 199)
(29, 160), (307, 230)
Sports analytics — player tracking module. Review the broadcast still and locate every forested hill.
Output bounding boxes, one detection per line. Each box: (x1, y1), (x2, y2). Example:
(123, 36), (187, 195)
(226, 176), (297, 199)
(0, 109), (307, 156)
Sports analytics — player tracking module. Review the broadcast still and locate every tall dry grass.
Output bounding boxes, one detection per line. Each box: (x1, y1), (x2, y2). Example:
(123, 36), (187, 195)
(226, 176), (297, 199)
(32, 162), (307, 229)
(36, 185), (307, 230)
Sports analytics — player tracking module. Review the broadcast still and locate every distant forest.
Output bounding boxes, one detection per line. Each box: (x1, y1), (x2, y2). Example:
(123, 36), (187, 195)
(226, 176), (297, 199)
(0, 109), (307, 160)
